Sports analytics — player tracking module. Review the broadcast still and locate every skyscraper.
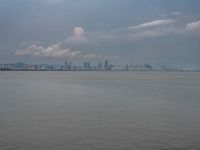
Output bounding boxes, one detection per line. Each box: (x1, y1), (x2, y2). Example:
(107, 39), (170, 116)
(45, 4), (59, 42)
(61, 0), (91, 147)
(104, 60), (108, 70)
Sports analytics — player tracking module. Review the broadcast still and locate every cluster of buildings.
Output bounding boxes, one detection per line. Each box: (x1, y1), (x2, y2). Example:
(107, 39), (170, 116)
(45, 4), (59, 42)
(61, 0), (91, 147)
(0, 60), (153, 71)
(62, 60), (115, 71)
(0, 60), (190, 71)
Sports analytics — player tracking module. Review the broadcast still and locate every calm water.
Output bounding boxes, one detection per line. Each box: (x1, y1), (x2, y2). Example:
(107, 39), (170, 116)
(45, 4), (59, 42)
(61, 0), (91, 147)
(0, 71), (200, 150)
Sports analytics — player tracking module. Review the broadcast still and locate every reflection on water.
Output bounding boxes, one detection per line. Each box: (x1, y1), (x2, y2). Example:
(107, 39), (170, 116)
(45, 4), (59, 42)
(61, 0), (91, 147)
(0, 71), (200, 150)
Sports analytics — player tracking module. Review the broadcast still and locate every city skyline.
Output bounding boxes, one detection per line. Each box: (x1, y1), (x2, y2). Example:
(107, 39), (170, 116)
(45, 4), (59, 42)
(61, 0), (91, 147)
(1, 60), (198, 71)
(0, 60), (153, 71)
(0, 0), (200, 67)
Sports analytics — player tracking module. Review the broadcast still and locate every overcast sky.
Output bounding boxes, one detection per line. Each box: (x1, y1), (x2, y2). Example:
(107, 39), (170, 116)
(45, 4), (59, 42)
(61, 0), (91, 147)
(0, 0), (200, 67)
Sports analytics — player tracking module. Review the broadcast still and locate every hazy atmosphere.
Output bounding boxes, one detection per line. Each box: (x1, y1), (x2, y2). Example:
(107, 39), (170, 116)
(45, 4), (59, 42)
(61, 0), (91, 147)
(0, 0), (200, 67)
(1, 1), (200, 150)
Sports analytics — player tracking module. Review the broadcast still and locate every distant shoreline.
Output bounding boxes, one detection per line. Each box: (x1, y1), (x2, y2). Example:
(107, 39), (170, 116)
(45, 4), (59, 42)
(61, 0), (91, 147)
(0, 70), (199, 72)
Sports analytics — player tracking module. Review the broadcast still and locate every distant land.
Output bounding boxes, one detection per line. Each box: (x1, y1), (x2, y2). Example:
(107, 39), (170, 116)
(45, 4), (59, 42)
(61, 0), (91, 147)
(0, 61), (199, 72)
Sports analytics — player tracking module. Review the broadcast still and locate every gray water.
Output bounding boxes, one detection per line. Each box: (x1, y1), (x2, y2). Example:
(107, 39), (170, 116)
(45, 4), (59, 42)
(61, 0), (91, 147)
(0, 71), (200, 150)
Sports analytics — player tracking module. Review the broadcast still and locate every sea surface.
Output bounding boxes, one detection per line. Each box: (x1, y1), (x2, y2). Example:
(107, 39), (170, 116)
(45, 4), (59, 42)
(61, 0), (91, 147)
(0, 71), (200, 150)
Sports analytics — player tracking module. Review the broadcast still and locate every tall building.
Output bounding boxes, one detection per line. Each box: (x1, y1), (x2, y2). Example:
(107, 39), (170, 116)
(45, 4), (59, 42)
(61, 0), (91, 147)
(104, 60), (108, 70)
(65, 61), (68, 67)
(98, 62), (102, 70)
(84, 62), (90, 70)
(64, 61), (72, 71)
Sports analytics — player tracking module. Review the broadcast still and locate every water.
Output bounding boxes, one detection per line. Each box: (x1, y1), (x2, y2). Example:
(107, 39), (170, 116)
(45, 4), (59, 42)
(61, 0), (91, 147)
(0, 71), (200, 150)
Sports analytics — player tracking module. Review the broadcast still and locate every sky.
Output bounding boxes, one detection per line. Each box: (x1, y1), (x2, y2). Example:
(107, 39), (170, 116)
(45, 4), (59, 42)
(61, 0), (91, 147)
(0, 0), (200, 67)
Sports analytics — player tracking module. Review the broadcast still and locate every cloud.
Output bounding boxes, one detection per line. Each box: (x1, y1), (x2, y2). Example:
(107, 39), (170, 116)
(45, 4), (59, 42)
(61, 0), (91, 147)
(66, 24), (181, 44)
(15, 26), (119, 60)
(125, 19), (182, 40)
(66, 27), (117, 45)
(73, 27), (85, 38)
(16, 43), (82, 58)
(129, 27), (182, 40)
(130, 30), (166, 39)
(67, 27), (88, 44)
(128, 20), (200, 40)
(186, 20), (200, 31)
(128, 19), (176, 30)
(15, 18), (200, 60)
(16, 43), (118, 60)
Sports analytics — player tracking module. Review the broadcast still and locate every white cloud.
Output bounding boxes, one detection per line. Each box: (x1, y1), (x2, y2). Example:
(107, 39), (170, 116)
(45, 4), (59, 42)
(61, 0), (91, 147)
(16, 18), (200, 59)
(16, 43), (82, 58)
(16, 43), (118, 60)
(130, 30), (166, 39)
(186, 21), (200, 31)
(66, 27), (117, 45)
(129, 27), (181, 40)
(125, 19), (181, 40)
(73, 27), (85, 38)
(67, 27), (88, 44)
(128, 19), (200, 40)
(16, 26), (119, 60)
(128, 19), (176, 30)
(65, 23), (185, 44)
